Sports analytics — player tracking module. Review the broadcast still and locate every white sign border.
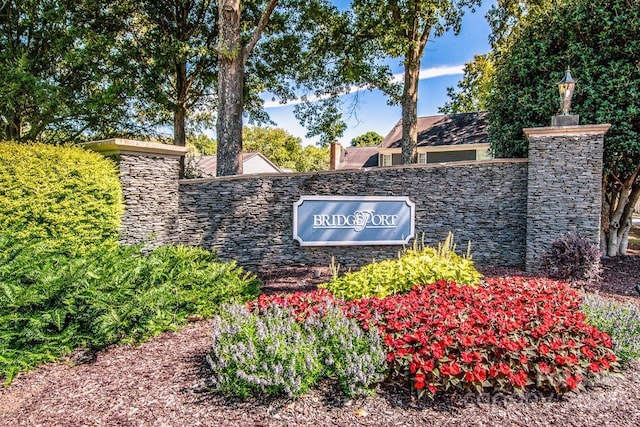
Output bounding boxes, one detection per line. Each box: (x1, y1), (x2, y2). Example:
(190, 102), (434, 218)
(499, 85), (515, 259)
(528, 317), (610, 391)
(293, 195), (416, 247)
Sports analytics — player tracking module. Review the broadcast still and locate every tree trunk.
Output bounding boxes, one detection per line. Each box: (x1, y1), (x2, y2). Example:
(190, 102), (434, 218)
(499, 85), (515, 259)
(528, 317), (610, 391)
(216, 0), (244, 176)
(602, 166), (640, 256)
(6, 115), (21, 140)
(401, 44), (421, 165)
(174, 62), (188, 148)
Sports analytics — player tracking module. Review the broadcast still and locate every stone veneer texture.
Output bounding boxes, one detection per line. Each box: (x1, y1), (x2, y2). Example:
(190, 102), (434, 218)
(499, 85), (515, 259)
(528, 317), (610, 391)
(118, 153), (182, 248)
(177, 160), (528, 271)
(525, 132), (604, 271)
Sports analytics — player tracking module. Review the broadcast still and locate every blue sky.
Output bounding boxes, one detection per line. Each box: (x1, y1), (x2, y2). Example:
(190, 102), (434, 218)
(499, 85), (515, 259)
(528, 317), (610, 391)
(262, 1), (494, 146)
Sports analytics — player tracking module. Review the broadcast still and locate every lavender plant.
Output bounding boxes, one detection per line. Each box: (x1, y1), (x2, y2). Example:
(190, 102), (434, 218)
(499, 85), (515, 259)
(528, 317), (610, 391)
(582, 293), (640, 365)
(207, 300), (386, 398)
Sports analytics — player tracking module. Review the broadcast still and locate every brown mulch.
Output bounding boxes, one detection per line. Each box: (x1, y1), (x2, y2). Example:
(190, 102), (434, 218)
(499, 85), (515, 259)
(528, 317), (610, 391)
(1, 257), (640, 427)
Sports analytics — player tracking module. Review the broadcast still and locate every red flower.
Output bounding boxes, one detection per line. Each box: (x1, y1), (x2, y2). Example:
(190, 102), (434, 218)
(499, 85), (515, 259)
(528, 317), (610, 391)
(499, 363), (511, 376)
(538, 343), (550, 355)
(566, 374), (582, 390)
(488, 365), (498, 378)
(422, 359), (435, 373)
(428, 384), (438, 394)
(538, 362), (551, 374)
(519, 354), (528, 365)
(461, 351), (475, 364)
(464, 371), (475, 382)
(414, 372), (426, 390)
(461, 335), (474, 347)
(555, 354), (566, 365)
(473, 364), (487, 382)
(589, 362), (601, 373)
(580, 346), (595, 359)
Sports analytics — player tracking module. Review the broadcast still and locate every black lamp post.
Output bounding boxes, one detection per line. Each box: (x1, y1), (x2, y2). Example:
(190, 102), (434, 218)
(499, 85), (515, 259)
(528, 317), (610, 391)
(557, 67), (576, 115)
(552, 67), (579, 126)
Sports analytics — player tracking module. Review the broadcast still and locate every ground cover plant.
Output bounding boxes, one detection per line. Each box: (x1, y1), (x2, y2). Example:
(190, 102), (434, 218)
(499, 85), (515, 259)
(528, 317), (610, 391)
(0, 142), (260, 385)
(0, 236), (260, 385)
(207, 289), (386, 398)
(346, 278), (618, 397)
(582, 293), (640, 366)
(321, 233), (482, 300)
(206, 276), (620, 401)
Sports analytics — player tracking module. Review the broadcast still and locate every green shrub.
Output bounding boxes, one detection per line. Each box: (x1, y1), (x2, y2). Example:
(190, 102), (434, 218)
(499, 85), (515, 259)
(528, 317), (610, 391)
(541, 233), (602, 283)
(0, 235), (260, 385)
(320, 233), (482, 300)
(207, 290), (386, 398)
(582, 293), (640, 366)
(0, 142), (122, 251)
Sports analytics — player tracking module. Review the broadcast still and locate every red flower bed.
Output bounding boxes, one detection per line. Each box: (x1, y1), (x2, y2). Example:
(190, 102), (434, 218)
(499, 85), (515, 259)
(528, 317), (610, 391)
(345, 277), (617, 396)
(248, 287), (337, 321)
(248, 277), (617, 397)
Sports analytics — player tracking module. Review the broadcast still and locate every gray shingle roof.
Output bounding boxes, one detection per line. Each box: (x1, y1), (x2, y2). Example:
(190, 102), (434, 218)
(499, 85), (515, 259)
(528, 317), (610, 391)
(380, 111), (489, 149)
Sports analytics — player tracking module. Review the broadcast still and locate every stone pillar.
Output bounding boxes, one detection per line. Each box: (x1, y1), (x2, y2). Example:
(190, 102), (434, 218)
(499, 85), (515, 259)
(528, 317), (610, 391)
(523, 124), (610, 272)
(83, 139), (188, 248)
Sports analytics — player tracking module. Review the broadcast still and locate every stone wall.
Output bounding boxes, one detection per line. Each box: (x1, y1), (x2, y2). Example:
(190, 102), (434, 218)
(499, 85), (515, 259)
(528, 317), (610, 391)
(118, 154), (182, 247)
(82, 139), (189, 248)
(178, 160), (529, 271)
(524, 125), (609, 271)
(84, 125), (609, 274)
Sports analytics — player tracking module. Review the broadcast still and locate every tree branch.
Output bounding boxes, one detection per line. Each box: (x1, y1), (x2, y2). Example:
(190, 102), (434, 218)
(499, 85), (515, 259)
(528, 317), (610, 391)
(243, 0), (278, 63)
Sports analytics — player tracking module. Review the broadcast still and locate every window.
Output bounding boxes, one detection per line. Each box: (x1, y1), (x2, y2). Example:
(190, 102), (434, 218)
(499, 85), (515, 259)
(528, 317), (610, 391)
(427, 150), (477, 163)
(417, 152), (427, 164)
(381, 154), (392, 166)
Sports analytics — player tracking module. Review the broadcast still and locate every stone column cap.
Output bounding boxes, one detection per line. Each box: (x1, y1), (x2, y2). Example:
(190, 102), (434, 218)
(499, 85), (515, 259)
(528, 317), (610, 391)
(82, 138), (189, 157)
(524, 124), (611, 139)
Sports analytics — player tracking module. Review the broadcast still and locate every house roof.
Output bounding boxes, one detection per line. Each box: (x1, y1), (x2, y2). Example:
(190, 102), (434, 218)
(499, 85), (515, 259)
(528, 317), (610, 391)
(190, 152), (282, 177)
(335, 146), (379, 170)
(380, 111), (489, 149)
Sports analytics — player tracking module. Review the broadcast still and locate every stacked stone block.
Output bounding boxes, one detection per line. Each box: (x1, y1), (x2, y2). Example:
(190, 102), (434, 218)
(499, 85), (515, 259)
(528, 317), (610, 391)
(524, 125), (609, 271)
(178, 161), (528, 271)
(82, 139), (188, 248)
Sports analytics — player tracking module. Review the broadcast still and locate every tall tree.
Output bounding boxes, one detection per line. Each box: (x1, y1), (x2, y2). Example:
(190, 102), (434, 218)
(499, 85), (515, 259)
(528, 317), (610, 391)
(242, 126), (303, 171)
(128, 0), (219, 148)
(0, 0), (136, 142)
(351, 0), (481, 164)
(216, 0), (278, 176)
(488, 0), (640, 256)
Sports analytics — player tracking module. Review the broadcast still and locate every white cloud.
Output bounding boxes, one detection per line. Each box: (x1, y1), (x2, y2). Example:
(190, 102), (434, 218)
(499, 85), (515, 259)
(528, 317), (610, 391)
(263, 64), (464, 109)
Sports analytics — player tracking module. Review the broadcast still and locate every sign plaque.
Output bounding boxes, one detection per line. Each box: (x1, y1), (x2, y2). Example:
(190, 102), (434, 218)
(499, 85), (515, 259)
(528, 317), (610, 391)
(293, 196), (415, 246)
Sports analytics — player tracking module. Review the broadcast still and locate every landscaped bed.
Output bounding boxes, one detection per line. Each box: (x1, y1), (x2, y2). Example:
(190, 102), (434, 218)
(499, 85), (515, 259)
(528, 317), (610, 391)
(1, 256), (639, 427)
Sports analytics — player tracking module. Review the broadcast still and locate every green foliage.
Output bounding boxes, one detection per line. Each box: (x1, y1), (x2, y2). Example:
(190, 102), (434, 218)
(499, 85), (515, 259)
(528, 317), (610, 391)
(321, 234), (482, 300)
(0, 236), (260, 385)
(207, 290), (385, 398)
(243, 126), (305, 171)
(0, 142), (123, 251)
(582, 293), (640, 366)
(541, 233), (602, 283)
(488, 0), (640, 172)
(439, 54), (494, 114)
(298, 145), (330, 171)
(350, 131), (384, 147)
(187, 134), (217, 156)
(0, 0), (138, 142)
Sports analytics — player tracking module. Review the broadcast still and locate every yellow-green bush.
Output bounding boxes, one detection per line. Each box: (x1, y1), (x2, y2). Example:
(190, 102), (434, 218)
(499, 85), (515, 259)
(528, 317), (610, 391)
(320, 234), (482, 300)
(0, 142), (122, 250)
